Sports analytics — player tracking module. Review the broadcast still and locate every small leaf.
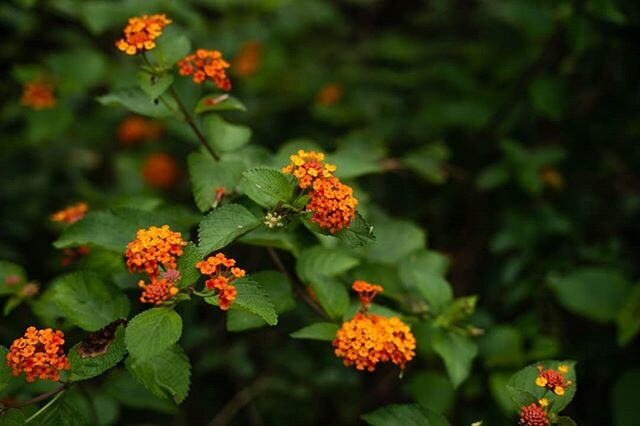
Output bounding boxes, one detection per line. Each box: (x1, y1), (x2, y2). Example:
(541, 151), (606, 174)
(68, 325), (127, 381)
(195, 94), (247, 114)
(239, 168), (295, 208)
(125, 308), (183, 363)
(310, 277), (349, 320)
(0, 408), (26, 426)
(362, 213), (425, 264)
(334, 211), (376, 248)
(187, 153), (246, 212)
(362, 403), (450, 426)
(97, 88), (177, 118)
(125, 345), (191, 404)
(296, 246), (359, 282)
(0, 345), (10, 392)
(198, 204), (261, 254)
(505, 385), (538, 408)
(154, 31), (191, 66)
(554, 416), (578, 426)
(137, 71), (174, 100)
(207, 277), (278, 325)
(175, 243), (203, 289)
(402, 142), (450, 184)
(51, 272), (130, 332)
(204, 114), (251, 152)
(290, 323), (339, 341)
(617, 285), (640, 346)
(433, 329), (478, 388)
(400, 250), (453, 313)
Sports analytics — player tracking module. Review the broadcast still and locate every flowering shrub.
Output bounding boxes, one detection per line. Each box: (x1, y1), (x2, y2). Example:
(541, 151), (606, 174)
(1, 1), (638, 425)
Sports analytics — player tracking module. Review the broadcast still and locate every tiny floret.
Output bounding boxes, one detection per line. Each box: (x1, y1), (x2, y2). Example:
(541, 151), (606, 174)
(138, 277), (179, 305)
(6, 327), (70, 382)
(264, 212), (285, 229)
(125, 225), (187, 277)
(196, 253), (246, 310)
(178, 49), (231, 91)
(116, 14), (172, 55)
(281, 150), (336, 189)
(51, 202), (88, 224)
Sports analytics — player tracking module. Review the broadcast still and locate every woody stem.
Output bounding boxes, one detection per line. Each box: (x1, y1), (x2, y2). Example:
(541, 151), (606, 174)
(265, 247), (332, 321)
(9, 383), (67, 409)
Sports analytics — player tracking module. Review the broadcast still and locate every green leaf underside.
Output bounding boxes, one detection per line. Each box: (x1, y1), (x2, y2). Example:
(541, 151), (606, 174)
(290, 323), (339, 341)
(198, 204), (261, 254)
(239, 168), (295, 208)
(362, 403), (450, 426)
(69, 325), (127, 381)
(97, 88), (177, 118)
(125, 345), (191, 404)
(52, 272), (130, 332)
(125, 307), (183, 363)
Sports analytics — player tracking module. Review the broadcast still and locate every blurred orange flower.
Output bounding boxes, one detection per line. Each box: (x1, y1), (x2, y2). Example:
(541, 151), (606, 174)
(315, 82), (343, 106)
(51, 202), (88, 224)
(118, 116), (163, 145)
(233, 41), (262, 78)
(142, 152), (179, 188)
(21, 79), (56, 110)
(178, 49), (231, 90)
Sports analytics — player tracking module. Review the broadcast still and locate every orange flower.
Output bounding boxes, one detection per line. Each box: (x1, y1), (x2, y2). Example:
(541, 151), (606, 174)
(281, 150), (336, 190)
(539, 167), (565, 191)
(6, 327), (70, 382)
(142, 152), (179, 188)
(333, 313), (416, 372)
(233, 41), (262, 77)
(178, 49), (231, 90)
(138, 276), (179, 305)
(195, 253), (246, 310)
(306, 176), (357, 233)
(518, 402), (549, 426)
(21, 79), (56, 110)
(51, 202), (88, 224)
(352, 280), (383, 307)
(115, 14), (171, 55)
(535, 365), (573, 396)
(125, 225), (186, 277)
(118, 116), (163, 145)
(315, 82), (343, 106)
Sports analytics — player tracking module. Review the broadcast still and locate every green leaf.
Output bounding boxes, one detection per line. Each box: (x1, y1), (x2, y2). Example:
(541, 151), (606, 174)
(296, 246), (360, 282)
(505, 385), (538, 409)
(207, 277), (277, 325)
(97, 88), (177, 118)
(0, 345), (10, 392)
(547, 267), (632, 323)
(51, 272), (130, 332)
(402, 142), (450, 184)
(175, 243), (203, 289)
(137, 71), (174, 100)
(103, 371), (177, 414)
(198, 204), (261, 254)
(617, 285), (640, 346)
(310, 277), (349, 320)
(290, 322), (339, 341)
(406, 371), (455, 415)
(54, 208), (189, 252)
(187, 153), (246, 212)
(154, 31), (191, 66)
(334, 211), (376, 248)
(3, 297), (22, 316)
(0, 260), (26, 296)
(400, 250), (453, 313)
(195, 94), (247, 114)
(0, 409), (25, 426)
(29, 394), (85, 426)
(476, 164), (509, 190)
(612, 370), (640, 426)
(239, 168), (295, 208)
(48, 48), (107, 95)
(528, 75), (566, 121)
(506, 360), (577, 413)
(555, 417), (578, 426)
(125, 345), (191, 404)
(432, 330), (478, 388)
(361, 213), (424, 264)
(204, 114), (252, 153)
(226, 271), (293, 331)
(125, 308), (183, 363)
(68, 325), (126, 381)
(362, 404), (450, 426)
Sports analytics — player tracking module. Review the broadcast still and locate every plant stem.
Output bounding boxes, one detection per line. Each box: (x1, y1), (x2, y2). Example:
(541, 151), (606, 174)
(9, 384), (67, 409)
(25, 389), (65, 423)
(207, 375), (270, 426)
(168, 86), (220, 161)
(266, 247), (332, 321)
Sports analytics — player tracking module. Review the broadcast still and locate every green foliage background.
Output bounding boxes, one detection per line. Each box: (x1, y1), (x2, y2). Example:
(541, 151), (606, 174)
(1, 0), (639, 425)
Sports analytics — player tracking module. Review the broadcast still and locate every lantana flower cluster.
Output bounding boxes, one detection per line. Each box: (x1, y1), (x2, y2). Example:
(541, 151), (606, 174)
(51, 202), (88, 224)
(115, 14), (171, 55)
(21, 79), (56, 110)
(118, 116), (163, 145)
(178, 49), (231, 90)
(519, 400), (549, 426)
(535, 364), (572, 395)
(282, 150), (357, 233)
(333, 281), (416, 371)
(196, 253), (246, 310)
(6, 327), (70, 382)
(125, 225), (187, 304)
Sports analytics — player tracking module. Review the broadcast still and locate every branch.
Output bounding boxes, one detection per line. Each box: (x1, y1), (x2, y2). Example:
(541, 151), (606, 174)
(6, 384), (67, 409)
(266, 247), (332, 321)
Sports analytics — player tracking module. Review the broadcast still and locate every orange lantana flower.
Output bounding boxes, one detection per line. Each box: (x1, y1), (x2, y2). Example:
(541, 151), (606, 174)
(142, 152), (179, 189)
(21, 79), (56, 110)
(138, 276), (179, 305)
(118, 116), (163, 145)
(116, 14), (171, 55)
(315, 82), (344, 106)
(178, 49), (231, 90)
(196, 253), (246, 310)
(51, 202), (88, 224)
(233, 41), (262, 78)
(125, 225), (186, 277)
(518, 402), (549, 426)
(306, 176), (357, 233)
(281, 150), (336, 190)
(6, 327), (70, 382)
(535, 365), (573, 396)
